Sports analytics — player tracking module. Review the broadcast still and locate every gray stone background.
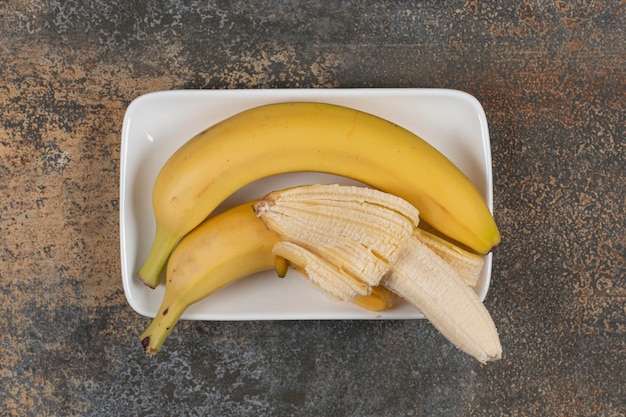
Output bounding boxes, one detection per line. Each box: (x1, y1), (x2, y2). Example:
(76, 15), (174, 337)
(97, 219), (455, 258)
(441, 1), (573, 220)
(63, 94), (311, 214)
(1, 1), (624, 416)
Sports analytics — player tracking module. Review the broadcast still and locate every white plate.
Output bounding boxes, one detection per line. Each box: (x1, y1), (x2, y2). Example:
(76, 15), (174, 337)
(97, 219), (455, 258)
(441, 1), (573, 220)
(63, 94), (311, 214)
(120, 88), (494, 320)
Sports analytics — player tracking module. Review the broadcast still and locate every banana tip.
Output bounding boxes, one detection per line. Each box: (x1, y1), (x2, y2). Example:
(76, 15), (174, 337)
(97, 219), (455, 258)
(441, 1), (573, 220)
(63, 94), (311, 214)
(141, 336), (159, 355)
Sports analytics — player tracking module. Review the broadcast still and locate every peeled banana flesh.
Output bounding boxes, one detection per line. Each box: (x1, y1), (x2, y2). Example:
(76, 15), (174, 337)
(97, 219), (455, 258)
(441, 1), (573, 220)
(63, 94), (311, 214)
(254, 184), (502, 363)
(414, 228), (484, 287)
(384, 235), (501, 363)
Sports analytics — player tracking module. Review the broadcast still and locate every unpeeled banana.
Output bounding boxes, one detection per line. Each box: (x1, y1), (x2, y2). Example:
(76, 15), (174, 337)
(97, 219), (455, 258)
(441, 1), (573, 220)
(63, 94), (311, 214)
(254, 184), (501, 363)
(138, 102), (500, 288)
(139, 201), (399, 355)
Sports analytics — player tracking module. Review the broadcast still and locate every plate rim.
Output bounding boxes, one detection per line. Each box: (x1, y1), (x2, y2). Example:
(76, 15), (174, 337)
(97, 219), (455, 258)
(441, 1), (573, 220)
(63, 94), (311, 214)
(120, 87), (494, 320)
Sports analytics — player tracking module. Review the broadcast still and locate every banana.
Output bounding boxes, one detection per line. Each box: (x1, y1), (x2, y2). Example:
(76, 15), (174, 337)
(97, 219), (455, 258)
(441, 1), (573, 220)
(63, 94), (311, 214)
(254, 184), (501, 363)
(139, 102), (500, 288)
(139, 201), (398, 355)
(383, 235), (501, 363)
(139, 202), (276, 355)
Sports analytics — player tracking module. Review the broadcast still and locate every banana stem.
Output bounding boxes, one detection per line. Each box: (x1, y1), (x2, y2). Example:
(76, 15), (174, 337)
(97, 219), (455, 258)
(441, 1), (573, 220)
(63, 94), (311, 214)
(138, 228), (178, 288)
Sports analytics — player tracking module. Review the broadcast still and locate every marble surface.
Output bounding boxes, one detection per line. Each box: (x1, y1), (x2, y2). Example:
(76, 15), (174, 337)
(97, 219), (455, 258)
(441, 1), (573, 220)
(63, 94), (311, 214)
(1, 1), (624, 416)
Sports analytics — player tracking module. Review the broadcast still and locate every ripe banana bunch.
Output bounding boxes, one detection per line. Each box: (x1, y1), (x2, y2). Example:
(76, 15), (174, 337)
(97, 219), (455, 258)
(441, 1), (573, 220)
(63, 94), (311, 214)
(139, 201), (400, 355)
(138, 102), (500, 288)
(254, 184), (502, 363)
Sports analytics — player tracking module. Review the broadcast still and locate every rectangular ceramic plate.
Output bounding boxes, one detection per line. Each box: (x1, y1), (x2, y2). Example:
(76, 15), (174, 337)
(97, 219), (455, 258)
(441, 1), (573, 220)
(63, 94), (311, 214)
(120, 88), (494, 320)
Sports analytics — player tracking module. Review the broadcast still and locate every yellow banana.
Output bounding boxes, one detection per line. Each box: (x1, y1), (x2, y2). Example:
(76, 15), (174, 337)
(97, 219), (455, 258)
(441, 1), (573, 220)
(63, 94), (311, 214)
(139, 201), (397, 355)
(139, 102), (500, 287)
(254, 184), (501, 363)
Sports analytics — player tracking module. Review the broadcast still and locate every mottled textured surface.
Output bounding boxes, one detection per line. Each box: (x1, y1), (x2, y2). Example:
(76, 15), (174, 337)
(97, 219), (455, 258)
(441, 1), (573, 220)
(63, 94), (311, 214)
(1, 1), (624, 416)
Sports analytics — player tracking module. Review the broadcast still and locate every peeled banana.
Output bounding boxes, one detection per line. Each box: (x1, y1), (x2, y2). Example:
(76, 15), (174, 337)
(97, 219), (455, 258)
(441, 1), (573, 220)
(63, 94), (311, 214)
(139, 102), (500, 288)
(254, 184), (419, 298)
(139, 200), (398, 355)
(384, 235), (501, 363)
(254, 184), (501, 363)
